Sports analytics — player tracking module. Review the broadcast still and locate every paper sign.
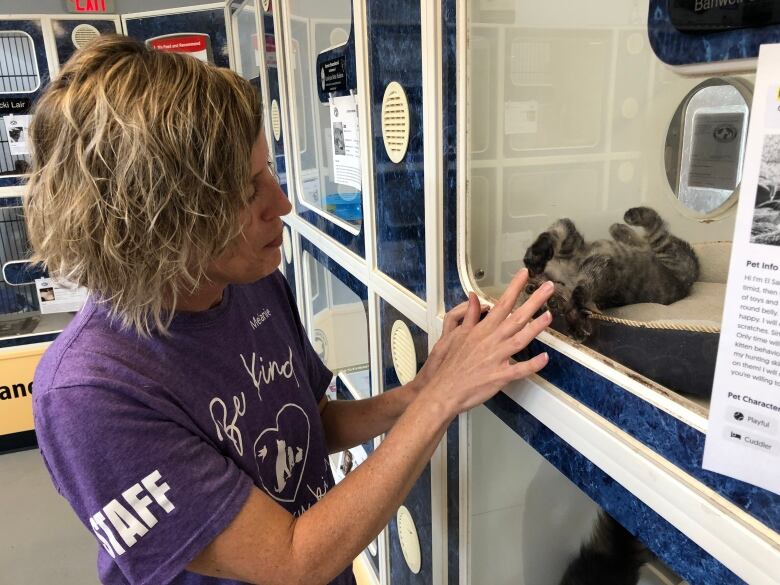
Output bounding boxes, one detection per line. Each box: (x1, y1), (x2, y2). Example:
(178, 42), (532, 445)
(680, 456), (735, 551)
(330, 94), (362, 191)
(703, 44), (780, 495)
(34, 278), (88, 315)
(3, 115), (31, 156)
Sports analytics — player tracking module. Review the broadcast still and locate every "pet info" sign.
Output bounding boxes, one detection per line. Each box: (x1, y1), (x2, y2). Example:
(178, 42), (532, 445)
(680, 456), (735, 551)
(703, 44), (780, 496)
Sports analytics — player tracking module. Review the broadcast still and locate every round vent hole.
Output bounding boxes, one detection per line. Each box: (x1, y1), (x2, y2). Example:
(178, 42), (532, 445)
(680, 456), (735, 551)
(72, 24), (101, 50)
(381, 81), (410, 164)
(271, 99), (282, 142)
(390, 320), (417, 386)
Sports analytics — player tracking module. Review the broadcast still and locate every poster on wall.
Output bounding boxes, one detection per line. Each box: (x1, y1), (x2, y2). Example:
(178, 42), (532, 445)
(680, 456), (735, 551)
(329, 94), (361, 192)
(147, 33), (213, 63)
(703, 44), (780, 496)
(34, 277), (88, 315)
(3, 115), (31, 156)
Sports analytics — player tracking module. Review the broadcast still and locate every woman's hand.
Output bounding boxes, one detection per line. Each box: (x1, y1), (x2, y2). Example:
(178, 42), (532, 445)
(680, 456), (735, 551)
(420, 268), (554, 417)
(407, 298), (489, 398)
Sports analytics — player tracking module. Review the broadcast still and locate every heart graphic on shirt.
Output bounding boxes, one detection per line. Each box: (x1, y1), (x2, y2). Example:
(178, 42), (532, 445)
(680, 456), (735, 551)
(253, 404), (310, 503)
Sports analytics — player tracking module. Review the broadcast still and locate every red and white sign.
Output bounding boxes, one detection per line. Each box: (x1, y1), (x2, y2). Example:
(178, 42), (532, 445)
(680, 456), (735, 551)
(147, 34), (212, 63)
(65, 0), (114, 13)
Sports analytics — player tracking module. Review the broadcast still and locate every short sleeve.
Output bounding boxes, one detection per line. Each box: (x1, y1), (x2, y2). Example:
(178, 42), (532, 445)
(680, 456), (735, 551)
(34, 385), (253, 585)
(278, 272), (333, 402)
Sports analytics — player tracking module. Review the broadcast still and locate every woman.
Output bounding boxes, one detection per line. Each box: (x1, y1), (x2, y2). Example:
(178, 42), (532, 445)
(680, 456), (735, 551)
(26, 36), (554, 585)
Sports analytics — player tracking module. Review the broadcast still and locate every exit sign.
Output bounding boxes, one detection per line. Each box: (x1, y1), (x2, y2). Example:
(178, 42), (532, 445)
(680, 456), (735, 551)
(64, 0), (116, 13)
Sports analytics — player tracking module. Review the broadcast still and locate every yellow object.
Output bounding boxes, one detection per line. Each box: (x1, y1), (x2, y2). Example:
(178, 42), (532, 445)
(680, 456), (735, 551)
(0, 343), (49, 436)
(353, 555), (376, 585)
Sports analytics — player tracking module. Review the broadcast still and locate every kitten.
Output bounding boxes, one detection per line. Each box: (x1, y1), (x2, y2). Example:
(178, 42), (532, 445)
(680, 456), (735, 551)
(559, 512), (648, 585)
(523, 207), (699, 341)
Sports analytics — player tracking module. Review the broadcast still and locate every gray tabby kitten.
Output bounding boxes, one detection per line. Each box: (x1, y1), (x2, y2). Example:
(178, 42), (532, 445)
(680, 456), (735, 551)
(523, 207), (699, 341)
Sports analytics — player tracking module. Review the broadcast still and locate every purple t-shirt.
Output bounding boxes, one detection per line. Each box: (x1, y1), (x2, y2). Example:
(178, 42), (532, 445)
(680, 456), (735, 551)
(33, 271), (356, 585)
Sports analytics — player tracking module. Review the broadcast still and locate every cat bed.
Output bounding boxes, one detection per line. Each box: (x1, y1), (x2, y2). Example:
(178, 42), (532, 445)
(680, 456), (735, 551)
(580, 241), (730, 398)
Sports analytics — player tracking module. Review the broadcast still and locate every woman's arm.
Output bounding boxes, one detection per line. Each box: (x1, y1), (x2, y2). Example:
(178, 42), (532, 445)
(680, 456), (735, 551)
(318, 300), (483, 453)
(188, 271), (552, 585)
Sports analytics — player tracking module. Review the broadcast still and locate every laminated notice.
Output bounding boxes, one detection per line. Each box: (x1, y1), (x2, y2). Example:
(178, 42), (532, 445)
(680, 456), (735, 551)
(703, 44), (780, 495)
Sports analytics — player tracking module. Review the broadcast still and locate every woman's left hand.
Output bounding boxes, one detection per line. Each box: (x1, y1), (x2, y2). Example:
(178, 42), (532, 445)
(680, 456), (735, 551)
(406, 297), (488, 397)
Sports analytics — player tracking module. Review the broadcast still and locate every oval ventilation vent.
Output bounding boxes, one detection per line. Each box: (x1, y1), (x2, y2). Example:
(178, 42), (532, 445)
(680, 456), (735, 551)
(390, 320), (417, 386)
(381, 81), (410, 164)
(271, 99), (282, 142)
(282, 226), (293, 264)
(72, 24), (101, 50)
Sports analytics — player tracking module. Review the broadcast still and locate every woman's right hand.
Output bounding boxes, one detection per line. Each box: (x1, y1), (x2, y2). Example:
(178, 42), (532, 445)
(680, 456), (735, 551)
(423, 268), (554, 417)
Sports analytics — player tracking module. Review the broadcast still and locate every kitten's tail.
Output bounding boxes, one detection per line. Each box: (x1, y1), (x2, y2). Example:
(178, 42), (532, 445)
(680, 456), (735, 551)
(558, 512), (648, 585)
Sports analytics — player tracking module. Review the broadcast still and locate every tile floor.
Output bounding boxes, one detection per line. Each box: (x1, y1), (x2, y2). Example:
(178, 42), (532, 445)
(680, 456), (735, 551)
(0, 447), (99, 584)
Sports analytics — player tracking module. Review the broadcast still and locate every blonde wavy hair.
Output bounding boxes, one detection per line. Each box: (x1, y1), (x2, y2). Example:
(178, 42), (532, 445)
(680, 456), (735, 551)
(25, 35), (263, 336)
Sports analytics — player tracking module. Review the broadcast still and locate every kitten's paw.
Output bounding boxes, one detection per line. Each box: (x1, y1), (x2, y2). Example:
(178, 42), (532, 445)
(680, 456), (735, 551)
(624, 206), (660, 228)
(609, 222), (638, 244)
(565, 286), (593, 341)
(523, 233), (554, 276)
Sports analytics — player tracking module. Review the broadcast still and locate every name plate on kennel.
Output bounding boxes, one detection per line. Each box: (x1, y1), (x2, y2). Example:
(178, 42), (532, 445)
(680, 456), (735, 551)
(670, 0), (780, 32)
(0, 98), (30, 116)
(319, 57), (348, 95)
(703, 44), (780, 496)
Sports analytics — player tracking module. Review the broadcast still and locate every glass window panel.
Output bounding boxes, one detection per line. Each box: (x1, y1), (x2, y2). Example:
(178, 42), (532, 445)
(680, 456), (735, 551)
(303, 252), (369, 392)
(286, 0), (362, 231)
(231, 0), (262, 83)
(465, 0), (751, 406)
(0, 200), (76, 340)
(0, 32), (40, 94)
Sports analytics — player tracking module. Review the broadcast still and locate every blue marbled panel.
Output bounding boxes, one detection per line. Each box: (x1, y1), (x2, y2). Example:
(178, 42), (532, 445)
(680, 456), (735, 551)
(296, 208), (365, 258)
(261, 12), (287, 192)
(388, 465), (433, 585)
(301, 238), (367, 304)
(367, 0), (426, 300)
(521, 338), (780, 534)
(0, 331), (58, 349)
(0, 19), (50, 184)
(485, 392), (743, 585)
(442, 2), (461, 577)
(446, 420), (458, 585)
(51, 19), (119, 67)
(379, 299), (432, 583)
(648, 0), (780, 66)
(124, 8), (231, 69)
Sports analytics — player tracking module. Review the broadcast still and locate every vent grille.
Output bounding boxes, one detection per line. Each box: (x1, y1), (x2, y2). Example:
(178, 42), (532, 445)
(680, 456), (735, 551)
(271, 99), (282, 142)
(381, 81), (410, 164)
(0, 31), (40, 94)
(72, 24), (101, 50)
(390, 320), (417, 386)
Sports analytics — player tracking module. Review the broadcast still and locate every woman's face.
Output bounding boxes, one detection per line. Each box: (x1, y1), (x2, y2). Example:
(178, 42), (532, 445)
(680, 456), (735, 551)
(206, 132), (292, 285)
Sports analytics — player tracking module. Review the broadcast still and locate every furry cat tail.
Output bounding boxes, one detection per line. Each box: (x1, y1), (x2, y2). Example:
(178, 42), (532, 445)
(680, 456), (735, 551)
(558, 513), (648, 585)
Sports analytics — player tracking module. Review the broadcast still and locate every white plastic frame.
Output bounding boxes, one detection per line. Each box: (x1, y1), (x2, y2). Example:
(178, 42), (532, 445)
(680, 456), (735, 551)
(278, 4), (363, 236)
